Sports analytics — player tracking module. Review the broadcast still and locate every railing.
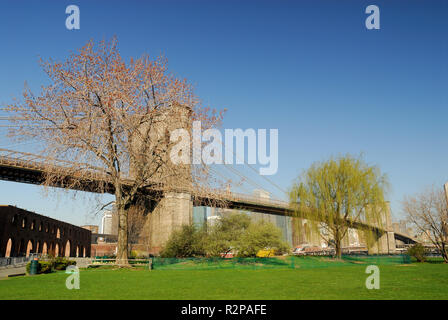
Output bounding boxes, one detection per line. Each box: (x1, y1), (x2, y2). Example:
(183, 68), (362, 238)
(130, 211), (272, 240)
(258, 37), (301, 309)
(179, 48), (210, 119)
(0, 148), (103, 172)
(223, 191), (290, 208)
(91, 258), (151, 265)
(0, 254), (38, 268)
(0, 148), (290, 208)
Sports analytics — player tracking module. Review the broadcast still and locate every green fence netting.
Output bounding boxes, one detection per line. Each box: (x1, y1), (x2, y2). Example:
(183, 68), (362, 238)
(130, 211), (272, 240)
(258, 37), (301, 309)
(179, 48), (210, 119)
(150, 255), (411, 271)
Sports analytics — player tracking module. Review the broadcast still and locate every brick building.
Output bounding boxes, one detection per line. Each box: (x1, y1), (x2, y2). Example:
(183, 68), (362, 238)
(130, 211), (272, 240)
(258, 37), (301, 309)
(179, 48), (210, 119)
(0, 205), (91, 257)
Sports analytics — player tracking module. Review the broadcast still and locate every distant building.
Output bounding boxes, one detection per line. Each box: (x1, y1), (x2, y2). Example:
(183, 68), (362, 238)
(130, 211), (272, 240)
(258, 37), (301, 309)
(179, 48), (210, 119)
(81, 225), (99, 234)
(193, 206), (208, 228)
(101, 210), (118, 235)
(253, 189), (270, 200)
(207, 215), (221, 228)
(416, 230), (433, 244)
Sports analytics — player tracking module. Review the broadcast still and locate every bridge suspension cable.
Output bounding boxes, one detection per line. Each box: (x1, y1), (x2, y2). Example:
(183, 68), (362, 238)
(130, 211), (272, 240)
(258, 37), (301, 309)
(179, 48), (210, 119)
(1, 108), (288, 199)
(212, 134), (287, 198)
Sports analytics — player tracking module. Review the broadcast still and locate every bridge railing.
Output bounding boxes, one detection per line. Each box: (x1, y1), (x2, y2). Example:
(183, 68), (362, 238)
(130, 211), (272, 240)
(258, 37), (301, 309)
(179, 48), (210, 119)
(225, 191), (290, 208)
(0, 148), (119, 185)
(0, 148), (288, 208)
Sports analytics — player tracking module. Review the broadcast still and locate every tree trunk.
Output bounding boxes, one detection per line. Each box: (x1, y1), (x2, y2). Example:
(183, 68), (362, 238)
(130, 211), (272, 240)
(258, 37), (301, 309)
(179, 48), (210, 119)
(335, 239), (342, 259)
(442, 251), (448, 264)
(334, 229), (342, 259)
(116, 203), (129, 266)
(441, 243), (448, 263)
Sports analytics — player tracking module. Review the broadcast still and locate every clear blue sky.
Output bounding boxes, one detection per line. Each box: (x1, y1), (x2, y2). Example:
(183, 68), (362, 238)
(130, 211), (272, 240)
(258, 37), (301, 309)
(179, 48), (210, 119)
(0, 0), (447, 227)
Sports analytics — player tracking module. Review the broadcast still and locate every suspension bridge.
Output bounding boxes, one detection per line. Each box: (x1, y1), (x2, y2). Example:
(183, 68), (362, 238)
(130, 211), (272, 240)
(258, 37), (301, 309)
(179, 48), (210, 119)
(0, 147), (417, 252)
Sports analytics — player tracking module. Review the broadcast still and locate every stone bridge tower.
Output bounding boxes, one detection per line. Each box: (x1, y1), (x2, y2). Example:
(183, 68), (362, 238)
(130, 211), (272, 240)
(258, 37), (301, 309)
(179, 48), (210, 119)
(366, 202), (396, 254)
(129, 103), (193, 254)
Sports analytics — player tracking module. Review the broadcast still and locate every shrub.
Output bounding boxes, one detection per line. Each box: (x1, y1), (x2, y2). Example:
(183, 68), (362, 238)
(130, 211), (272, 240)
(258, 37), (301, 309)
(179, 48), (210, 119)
(129, 250), (138, 259)
(26, 260), (50, 274)
(205, 213), (251, 257)
(160, 225), (207, 258)
(39, 261), (55, 273)
(53, 257), (76, 270)
(26, 257), (76, 274)
(236, 221), (290, 258)
(407, 243), (427, 262)
(161, 213), (291, 258)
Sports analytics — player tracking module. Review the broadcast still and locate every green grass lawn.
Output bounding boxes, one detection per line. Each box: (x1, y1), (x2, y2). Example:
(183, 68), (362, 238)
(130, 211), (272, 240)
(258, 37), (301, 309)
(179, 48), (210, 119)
(1, 259), (448, 299)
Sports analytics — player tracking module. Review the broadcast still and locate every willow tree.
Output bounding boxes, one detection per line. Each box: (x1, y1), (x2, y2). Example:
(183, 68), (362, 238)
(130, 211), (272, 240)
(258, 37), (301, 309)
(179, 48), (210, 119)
(7, 38), (223, 266)
(289, 155), (388, 258)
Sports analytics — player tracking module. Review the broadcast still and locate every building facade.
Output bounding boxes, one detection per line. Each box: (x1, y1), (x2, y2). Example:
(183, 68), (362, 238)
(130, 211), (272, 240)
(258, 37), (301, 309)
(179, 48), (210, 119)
(0, 205), (91, 257)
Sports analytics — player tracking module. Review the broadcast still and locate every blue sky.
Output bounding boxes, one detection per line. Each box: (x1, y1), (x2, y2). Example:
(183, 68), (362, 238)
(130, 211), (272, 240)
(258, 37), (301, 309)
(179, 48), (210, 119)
(0, 0), (447, 227)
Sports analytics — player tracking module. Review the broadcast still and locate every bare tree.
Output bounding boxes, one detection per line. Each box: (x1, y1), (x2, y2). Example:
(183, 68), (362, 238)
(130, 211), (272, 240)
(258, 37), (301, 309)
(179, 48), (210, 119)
(127, 203), (148, 255)
(7, 38), (223, 265)
(402, 186), (448, 263)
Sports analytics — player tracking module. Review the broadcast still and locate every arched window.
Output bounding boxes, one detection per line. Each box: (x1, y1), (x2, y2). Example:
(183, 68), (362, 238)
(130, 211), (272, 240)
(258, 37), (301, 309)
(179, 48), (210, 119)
(31, 220), (35, 230)
(54, 243), (59, 257)
(21, 218), (27, 229)
(42, 242), (48, 255)
(65, 240), (71, 257)
(56, 228), (61, 239)
(5, 238), (13, 257)
(26, 240), (33, 257)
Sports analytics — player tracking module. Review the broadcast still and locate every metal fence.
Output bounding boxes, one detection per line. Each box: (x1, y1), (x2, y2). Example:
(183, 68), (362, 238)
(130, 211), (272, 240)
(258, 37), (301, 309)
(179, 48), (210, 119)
(0, 255), (37, 268)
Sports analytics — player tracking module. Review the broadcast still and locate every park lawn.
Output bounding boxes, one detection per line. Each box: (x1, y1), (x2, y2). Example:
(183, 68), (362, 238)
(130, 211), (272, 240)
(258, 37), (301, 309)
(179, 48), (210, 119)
(0, 262), (448, 300)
